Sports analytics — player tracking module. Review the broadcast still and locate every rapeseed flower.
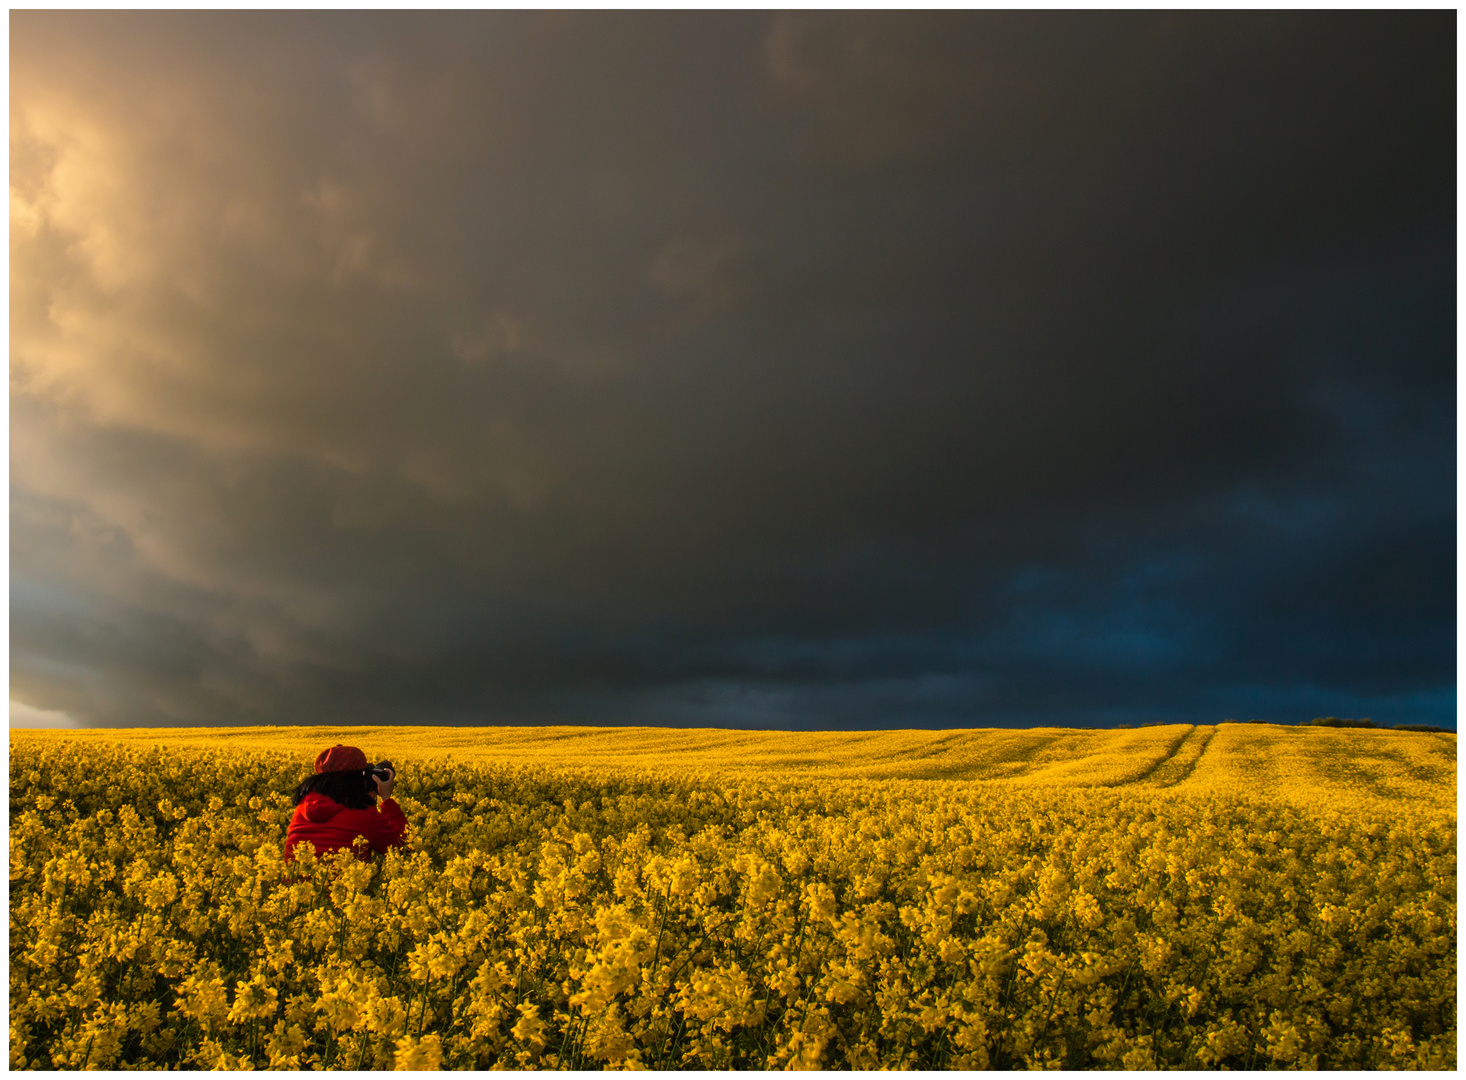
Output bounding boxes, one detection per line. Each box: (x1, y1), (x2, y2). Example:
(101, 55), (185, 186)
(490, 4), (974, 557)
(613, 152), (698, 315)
(8, 729), (1456, 1069)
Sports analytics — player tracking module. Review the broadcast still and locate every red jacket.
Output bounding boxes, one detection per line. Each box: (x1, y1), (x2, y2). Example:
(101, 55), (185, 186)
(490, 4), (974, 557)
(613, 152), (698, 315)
(284, 793), (406, 861)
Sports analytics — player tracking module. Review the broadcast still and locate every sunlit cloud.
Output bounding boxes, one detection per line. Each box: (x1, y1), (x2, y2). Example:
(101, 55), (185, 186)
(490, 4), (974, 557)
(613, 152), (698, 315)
(10, 700), (83, 729)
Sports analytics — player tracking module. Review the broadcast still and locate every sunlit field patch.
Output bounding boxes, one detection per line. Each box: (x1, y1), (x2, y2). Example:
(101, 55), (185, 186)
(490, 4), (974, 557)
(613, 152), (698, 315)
(10, 725), (1455, 1069)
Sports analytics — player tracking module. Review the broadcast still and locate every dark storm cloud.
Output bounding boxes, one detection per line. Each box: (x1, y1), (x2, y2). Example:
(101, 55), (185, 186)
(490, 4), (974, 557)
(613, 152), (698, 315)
(10, 12), (1455, 728)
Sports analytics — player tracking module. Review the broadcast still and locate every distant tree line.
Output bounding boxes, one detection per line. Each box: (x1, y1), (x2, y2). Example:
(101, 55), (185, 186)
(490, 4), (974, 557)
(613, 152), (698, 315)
(1112, 719), (1453, 732)
(1307, 717), (1454, 733)
(1310, 716), (1381, 728)
(1197, 718), (1455, 734)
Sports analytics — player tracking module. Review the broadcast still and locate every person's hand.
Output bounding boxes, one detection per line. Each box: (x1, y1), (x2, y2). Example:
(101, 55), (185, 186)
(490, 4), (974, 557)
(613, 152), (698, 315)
(374, 771), (396, 801)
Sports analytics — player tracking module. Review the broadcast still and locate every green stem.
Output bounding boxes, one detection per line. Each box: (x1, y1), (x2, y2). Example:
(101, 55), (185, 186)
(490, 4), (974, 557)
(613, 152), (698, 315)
(648, 889), (671, 987)
(655, 1011), (687, 1070)
(416, 977), (433, 1038)
(353, 1032), (371, 1070)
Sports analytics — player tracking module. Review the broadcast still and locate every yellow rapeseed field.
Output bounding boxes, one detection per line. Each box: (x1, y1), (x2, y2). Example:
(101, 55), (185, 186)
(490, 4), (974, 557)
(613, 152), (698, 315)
(9, 723), (1456, 1069)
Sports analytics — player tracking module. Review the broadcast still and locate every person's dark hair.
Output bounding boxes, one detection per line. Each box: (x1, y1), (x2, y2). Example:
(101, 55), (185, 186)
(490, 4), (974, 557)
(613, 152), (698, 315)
(292, 769), (375, 809)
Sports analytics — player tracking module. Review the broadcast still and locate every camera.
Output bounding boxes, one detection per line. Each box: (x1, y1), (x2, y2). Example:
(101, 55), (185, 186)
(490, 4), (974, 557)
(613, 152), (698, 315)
(367, 761), (395, 784)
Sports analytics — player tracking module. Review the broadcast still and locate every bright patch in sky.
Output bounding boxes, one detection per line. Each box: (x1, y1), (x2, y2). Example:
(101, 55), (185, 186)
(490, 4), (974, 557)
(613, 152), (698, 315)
(10, 700), (83, 729)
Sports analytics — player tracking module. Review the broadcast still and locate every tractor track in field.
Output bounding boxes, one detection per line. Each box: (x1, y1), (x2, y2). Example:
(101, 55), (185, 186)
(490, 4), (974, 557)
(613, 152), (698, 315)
(1120, 724), (1196, 786)
(1155, 724), (1219, 789)
(1117, 724), (1218, 789)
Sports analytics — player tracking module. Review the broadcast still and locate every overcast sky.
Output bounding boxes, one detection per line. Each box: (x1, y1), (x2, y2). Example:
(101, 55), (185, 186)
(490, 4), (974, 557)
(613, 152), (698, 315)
(10, 11), (1456, 730)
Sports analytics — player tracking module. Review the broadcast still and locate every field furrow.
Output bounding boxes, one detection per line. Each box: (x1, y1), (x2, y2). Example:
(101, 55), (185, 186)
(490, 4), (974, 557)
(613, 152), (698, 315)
(1145, 723), (1217, 787)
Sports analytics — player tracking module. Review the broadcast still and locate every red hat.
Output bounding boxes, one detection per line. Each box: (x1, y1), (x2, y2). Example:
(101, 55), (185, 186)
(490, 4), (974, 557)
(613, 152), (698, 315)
(315, 744), (369, 774)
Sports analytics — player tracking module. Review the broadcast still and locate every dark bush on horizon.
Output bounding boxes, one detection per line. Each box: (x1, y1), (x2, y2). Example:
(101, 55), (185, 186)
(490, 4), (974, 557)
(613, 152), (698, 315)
(1311, 717), (1381, 729)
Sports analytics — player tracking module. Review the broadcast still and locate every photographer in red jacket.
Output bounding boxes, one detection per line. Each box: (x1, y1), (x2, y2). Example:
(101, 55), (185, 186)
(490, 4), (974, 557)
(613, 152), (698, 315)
(284, 744), (406, 862)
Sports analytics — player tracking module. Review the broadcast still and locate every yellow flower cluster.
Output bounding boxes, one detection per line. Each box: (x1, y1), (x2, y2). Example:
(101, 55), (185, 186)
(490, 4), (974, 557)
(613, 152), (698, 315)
(9, 728), (1456, 1069)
